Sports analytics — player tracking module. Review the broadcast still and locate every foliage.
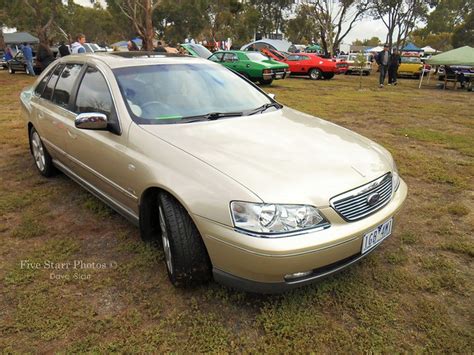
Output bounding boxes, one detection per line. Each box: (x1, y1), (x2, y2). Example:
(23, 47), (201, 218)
(354, 52), (366, 89)
(352, 36), (382, 46)
(408, 31), (452, 51)
(371, 0), (429, 47)
(452, 11), (474, 48)
(285, 4), (318, 44)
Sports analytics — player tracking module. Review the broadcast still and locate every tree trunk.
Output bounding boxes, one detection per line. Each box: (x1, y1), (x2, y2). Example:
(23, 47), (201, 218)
(143, 0), (154, 51)
(0, 27), (5, 50)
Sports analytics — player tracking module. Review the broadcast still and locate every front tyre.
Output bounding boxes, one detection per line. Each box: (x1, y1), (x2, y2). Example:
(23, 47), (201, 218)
(259, 79), (273, 85)
(29, 127), (55, 177)
(157, 192), (211, 287)
(309, 68), (322, 80)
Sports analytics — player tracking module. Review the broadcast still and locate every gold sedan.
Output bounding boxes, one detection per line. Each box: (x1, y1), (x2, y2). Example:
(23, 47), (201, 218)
(20, 52), (407, 293)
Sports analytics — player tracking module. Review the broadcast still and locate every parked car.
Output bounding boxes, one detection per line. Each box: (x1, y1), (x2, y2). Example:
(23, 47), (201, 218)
(344, 53), (372, 75)
(398, 56), (429, 78)
(7, 51), (42, 75)
(208, 50), (290, 85)
(179, 43), (212, 59)
(20, 52), (407, 293)
(83, 43), (107, 53)
(262, 48), (338, 80)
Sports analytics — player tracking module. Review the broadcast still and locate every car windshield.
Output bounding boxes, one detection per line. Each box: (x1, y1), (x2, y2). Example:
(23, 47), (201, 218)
(401, 56), (421, 63)
(114, 63), (273, 124)
(187, 44), (212, 58)
(246, 52), (269, 62)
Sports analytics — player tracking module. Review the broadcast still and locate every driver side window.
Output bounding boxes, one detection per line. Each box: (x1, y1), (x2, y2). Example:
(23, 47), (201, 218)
(74, 66), (119, 133)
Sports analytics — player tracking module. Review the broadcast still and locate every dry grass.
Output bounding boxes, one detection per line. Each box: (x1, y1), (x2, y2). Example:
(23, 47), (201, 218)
(0, 69), (473, 352)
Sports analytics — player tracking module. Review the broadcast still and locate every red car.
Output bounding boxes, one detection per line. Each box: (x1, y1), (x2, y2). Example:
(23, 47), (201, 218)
(261, 48), (339, 80)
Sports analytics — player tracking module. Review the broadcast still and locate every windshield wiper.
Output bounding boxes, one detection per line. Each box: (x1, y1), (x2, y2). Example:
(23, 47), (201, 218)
(247, 102), (282, 116)
(182, 111), (243, 123)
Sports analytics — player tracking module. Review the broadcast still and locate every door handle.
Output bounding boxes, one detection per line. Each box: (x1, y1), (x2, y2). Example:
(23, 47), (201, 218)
(67, 129), (77, 139)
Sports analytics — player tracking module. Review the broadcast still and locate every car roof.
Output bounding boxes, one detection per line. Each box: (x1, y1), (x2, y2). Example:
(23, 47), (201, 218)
(58, 51), (210, 69)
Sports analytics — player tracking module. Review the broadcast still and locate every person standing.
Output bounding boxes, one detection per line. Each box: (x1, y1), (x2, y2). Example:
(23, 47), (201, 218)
(58, 41), (70, 57)
(376, 44), (391, 88)
(388, 48), (401, 85)
(127, 39), (139, 51)
(37, 43), (55, 70)
(4, 45), (13, 61)
(71, 34), (86, 54)
(21, 42), (35, 76)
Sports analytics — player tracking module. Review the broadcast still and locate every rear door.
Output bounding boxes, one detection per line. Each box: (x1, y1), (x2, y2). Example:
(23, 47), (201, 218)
(32, 64), (68, 160)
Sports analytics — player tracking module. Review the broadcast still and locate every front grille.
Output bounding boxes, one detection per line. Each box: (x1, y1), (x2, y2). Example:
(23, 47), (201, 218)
(330, 173), (393, 221)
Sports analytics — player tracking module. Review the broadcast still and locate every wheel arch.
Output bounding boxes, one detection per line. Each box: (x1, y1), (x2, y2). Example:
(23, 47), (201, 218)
(138, 185), (203, 243)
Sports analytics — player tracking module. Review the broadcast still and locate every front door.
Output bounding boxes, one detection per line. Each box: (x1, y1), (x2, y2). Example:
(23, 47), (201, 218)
(64, 66), (137, 212)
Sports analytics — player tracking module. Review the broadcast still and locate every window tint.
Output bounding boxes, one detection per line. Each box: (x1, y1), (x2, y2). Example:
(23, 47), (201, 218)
(287, 55), (299, 61)
(223, 53), (238, 62)
(42, 64), (64, 100)
(75, 66), (113, 118)
(300, 55), (309, 60)
(34, 65), (56, 96)
(209, 53), (223, 62)
(52, 64), (83, 108)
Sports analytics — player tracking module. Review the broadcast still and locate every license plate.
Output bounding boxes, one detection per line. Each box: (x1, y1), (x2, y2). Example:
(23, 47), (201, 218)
(361, 218), (393, 254)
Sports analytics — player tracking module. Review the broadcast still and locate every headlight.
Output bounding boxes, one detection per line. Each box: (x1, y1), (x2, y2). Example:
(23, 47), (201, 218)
(230, 201), (330, 237)
(392, 164), (401, 192)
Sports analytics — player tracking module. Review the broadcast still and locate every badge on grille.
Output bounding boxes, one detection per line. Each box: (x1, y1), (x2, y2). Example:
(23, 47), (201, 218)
(367, 193), (381, 206)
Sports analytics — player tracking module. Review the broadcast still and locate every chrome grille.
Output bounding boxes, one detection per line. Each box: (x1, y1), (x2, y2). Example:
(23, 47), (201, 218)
(330, 173), (393, 221)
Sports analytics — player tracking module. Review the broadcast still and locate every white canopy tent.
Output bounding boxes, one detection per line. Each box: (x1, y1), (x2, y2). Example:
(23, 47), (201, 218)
(366, 46), (384, 52)
(422, 46), (439, 54)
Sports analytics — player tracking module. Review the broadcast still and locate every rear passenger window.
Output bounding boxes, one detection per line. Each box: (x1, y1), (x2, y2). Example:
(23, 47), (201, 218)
(51, 64), (83, 108)
(42, 64), (64, 100)
(34, 65), (56, 96)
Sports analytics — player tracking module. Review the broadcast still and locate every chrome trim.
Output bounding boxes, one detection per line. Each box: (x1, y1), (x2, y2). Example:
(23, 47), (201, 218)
(330, 173), (393, 222)
(234, 223), (331, 239)
(53, 159), (139, 226)
(42, 137), (138, 201)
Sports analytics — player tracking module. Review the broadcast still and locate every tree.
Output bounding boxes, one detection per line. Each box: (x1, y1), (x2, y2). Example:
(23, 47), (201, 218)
(423, 0), (473, 34)
(249, 0), (293, 38)
(0, 0), (62, 45)
(107, 0), (161, 50)
(352, 36), (382, 46)
(285, 4), (319, 44)
(408, 30), (452, 51)
(371, 0), (429, 48)
(452, 11), (474, 47)
(300, 0), (370, 56)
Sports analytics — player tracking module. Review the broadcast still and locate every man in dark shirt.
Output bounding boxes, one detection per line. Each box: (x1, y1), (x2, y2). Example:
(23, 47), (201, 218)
(376, 44), (391, 88)
(389, 48), (401, 85)
(58, 41), (70, 57)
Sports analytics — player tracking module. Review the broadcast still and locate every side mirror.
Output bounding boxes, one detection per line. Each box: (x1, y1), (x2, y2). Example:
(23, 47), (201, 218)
(268, 93), (276, 100)
(75, 112), (108, 130)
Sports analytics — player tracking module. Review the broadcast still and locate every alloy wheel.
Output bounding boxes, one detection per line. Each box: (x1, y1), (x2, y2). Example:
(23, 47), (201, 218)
(158, 205), (174, 275)
(31, 131), (46, 172)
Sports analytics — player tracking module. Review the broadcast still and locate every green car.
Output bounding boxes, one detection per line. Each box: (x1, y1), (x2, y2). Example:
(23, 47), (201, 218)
(179, 43), (213, 59)
(208, 50), (290, 85)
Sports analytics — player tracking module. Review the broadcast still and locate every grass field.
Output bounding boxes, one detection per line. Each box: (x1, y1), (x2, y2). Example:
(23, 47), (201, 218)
(0, 69), (472, 353)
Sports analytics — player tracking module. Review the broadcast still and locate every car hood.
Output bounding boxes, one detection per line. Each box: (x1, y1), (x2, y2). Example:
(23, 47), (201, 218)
(140, 107), (393, 206)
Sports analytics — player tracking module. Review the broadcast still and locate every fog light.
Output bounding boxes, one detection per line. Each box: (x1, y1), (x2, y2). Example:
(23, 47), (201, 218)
(285, 270), (313, 280)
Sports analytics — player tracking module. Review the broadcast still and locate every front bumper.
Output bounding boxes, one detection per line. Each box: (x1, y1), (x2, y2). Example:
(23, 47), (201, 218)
(195, 179), (408, 293)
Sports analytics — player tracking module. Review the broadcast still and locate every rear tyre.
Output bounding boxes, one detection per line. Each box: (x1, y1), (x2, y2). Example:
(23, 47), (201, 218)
(322, 72), (335, 80)
(8, 65), (15, 74)
(259, 79), (273, 85)
(157, 192), (211, 287)
(309, 68), (321, 80)
(29, 127), (55, 177)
